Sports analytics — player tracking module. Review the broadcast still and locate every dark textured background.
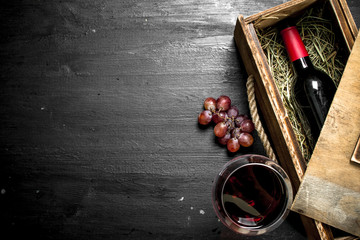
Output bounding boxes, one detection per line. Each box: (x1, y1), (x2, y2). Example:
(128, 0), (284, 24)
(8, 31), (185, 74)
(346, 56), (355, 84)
(0, 0), (359, 239)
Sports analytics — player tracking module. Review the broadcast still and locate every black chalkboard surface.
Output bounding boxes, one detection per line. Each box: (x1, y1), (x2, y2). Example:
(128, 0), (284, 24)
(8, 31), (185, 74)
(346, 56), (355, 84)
(1, 0), (359, 239)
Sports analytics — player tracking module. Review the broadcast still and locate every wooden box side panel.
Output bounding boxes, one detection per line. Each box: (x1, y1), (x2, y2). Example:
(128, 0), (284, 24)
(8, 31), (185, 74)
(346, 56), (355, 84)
(235, 0), (359, 239)
(234, 16), (306, 188)
(245, 0), (317, 29)
(330, 0), (358, 50)
(234, 15), (333, 240)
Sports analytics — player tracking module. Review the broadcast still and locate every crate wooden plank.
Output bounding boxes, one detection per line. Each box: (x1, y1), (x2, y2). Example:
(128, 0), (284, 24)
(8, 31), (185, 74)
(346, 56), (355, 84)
(291, 31), (360, 237)
(235, 0), (359, 239)
(235, 17), (306, 187)
(331, 0), (358, 50)
(338, 0), (358, 38)
(245, 0), (317, 29)
(234, 15), (333, 240)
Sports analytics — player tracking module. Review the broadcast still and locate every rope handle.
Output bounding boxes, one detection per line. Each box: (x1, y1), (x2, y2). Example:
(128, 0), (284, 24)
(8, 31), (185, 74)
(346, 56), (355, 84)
(246, 75), (277, 163)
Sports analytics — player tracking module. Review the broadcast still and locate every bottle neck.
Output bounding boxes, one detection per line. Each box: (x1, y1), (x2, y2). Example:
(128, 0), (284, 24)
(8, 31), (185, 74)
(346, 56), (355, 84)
(292, 56), (314, 74)
(280, 26), (309, 62)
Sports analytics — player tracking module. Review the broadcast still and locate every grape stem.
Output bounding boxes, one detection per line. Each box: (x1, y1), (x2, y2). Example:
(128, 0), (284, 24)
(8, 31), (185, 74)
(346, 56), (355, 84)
(212, 109), (230, 122)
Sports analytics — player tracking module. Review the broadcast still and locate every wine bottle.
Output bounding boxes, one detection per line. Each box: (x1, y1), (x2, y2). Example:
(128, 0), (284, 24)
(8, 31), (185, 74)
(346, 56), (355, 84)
(280, 25), (337, 145)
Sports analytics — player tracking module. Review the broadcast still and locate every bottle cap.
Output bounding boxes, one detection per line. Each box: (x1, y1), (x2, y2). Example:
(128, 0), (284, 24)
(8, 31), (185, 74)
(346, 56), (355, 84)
(280, 26), (309, 62)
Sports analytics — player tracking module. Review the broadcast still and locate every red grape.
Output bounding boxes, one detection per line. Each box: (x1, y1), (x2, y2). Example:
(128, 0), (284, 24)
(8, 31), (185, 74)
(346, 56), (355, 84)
(198, 96), (256, 153)
(204, 97), (216, 111)
(227, 138), (240, 152)
(240, 119), (255, 133)
(216, 96), (231, 111)
(218, 132), (231, 145)
(212, 111), (227, 124)
(198, 110), (212, 125)
(214, 122), (228, 138)
(227, 106), (239, 118)
(238, 132), (254, 147)
(235, 114), (249, 127)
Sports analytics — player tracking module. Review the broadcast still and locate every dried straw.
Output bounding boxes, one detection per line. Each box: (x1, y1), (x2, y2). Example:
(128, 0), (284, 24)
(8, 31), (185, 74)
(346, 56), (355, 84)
(256, 8), (345, 162)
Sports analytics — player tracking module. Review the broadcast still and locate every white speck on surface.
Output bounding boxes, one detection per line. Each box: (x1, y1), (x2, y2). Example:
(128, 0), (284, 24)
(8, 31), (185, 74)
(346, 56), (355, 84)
(178, 197), (184, 201)
(60, 65), (72, 75)
(41, 107), (45, 110)
(36, 190), (40, 194)
(145, 18), (148, 22)
(199, 209), (205, 215)
(91, 29), (96, 33)
(190, 206), (194, 210)
(1, 189), (6, 194)
(186, 216), (191, 227)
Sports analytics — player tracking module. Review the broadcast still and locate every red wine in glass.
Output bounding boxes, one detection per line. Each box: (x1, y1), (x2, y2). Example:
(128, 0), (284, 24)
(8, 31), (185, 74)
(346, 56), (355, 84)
(212, 154), (293, 235)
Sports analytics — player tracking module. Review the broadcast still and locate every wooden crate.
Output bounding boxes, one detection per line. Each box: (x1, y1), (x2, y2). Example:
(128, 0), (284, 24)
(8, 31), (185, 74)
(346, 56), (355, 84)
(234, 0), (358, 239)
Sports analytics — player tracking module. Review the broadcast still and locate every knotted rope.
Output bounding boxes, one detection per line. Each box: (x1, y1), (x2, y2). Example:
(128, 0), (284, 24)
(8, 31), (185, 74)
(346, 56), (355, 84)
(246, 75), (277, 163)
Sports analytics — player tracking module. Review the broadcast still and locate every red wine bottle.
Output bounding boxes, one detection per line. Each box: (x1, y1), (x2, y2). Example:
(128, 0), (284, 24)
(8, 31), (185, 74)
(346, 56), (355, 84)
(280, 25), (337, 144)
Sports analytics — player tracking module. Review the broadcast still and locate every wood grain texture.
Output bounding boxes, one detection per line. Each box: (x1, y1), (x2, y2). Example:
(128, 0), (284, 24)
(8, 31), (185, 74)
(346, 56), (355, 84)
(291, 31), (360, 237)
(331, 0), (358, 50)
(234, 8), (327, 240)
(0, 0), (358, 239)
(0, 0), (305, 239)
(246, 0), (317, 29)
(235, 1), (360, 238)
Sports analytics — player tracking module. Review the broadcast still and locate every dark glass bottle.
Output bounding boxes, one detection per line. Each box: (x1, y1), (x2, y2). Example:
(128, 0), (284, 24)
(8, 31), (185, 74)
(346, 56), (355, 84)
(280, 25), (337, 145)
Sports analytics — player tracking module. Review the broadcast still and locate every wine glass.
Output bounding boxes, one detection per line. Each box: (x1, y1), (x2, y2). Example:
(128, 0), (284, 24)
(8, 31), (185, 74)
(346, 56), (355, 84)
(212, 154), (293, 236)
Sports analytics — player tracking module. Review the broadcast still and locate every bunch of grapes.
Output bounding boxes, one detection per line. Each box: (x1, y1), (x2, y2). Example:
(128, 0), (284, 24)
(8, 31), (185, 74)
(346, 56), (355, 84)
(198, 95), (255, 153)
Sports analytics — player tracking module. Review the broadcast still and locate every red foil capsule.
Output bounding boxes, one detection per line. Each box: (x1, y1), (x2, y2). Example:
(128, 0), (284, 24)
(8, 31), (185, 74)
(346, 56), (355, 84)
(280, 26), (309, 62)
